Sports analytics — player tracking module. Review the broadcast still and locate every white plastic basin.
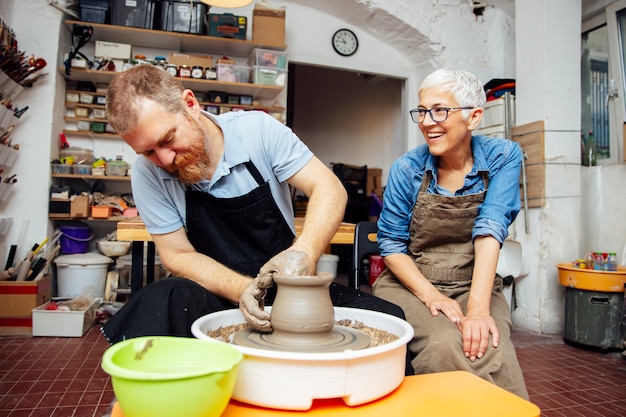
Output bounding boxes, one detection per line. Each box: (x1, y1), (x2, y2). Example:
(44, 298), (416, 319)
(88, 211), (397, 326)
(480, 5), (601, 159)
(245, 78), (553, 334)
(191, 307), (413, 410)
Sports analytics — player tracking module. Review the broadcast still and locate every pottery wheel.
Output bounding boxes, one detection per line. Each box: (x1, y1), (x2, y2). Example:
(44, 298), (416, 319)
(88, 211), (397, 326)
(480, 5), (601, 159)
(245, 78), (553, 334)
(233, 325), (371, 353)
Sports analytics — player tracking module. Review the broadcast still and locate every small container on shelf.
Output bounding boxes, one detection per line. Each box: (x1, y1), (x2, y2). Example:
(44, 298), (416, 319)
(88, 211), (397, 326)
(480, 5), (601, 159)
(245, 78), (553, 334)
(92, 167), (106, 176)
(73, 164), (92, 175)
(66, 92), (80, 103)
(251, 65), (287, 86)
(74, 107), (89, 118)
(248, 48), (287, 69)
(91, 205), (113, 219)
(79, 93), (94, 104)
(95, 95), (107, 105)
(91, 121), (106, 133)
(51, 163), (72, 174)
(92, 108), (106, 119)
(77, 120), (91, 131)
(205, 105), (219, 115)
(60, 147), (95, 165)
(217, 64), (250, 83)
(206, 91), (228, 103)
(106, 160), (128, 176)
(240, 95), (253, 105)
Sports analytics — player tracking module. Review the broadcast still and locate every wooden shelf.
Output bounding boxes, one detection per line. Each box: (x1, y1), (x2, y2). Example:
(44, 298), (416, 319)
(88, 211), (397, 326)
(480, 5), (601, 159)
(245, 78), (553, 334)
(64, 20), (286, 56)
(50, 215), (130, 222)
(62, 129), (120, 140)
(60, 67), (285, 101)
(52, 173), (130, 182)
(64, 101), (284, 114)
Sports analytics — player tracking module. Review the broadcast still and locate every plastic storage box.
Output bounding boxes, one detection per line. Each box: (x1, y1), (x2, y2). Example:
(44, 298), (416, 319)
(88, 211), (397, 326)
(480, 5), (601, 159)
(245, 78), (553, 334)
(251, 66), (287, 86)
(79, 0), (110, 24)
(32, 299), (99, 337)
(73, 164), (92, 175)
(160, 0), (208, 34)
(248, 48), (287, 69)
(51, 164), (72, 175)
(106, 160), (128, 176)
(217, 64), (250, 83)
(111, 0), (157, 29)
(60, 147), (94, 165)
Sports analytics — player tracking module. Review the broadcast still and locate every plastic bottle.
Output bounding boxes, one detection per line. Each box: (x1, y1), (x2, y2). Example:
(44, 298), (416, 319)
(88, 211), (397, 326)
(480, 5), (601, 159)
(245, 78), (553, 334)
(607, 253), (618, 271)
(592, 252), (603, 270)
(584, 252), (595, 270)
(586, 132), (597, 166)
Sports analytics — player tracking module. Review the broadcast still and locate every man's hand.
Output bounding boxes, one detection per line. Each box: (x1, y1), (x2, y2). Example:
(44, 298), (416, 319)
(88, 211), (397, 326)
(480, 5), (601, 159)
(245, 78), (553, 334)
(239, 276), (272, 332)
(239, 250), (310, 331)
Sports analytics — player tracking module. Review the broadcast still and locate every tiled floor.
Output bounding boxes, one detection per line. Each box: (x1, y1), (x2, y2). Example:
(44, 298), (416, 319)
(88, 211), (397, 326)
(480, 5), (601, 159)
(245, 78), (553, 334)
(1, 304), (625, 416)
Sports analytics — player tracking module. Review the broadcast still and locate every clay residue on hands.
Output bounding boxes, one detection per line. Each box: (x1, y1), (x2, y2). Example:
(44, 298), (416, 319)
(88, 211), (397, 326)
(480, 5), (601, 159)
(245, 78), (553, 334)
(270, 250), (309, 276)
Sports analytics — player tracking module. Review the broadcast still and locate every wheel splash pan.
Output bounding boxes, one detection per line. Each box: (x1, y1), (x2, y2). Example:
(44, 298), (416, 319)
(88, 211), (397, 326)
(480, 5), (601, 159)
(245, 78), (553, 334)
(191, 307), (413, 411)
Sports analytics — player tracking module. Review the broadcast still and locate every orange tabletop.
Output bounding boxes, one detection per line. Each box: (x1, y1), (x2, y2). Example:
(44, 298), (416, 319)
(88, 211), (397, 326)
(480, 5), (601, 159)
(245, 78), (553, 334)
(110, 371), (540, 417)
(117, 216), (356, 245)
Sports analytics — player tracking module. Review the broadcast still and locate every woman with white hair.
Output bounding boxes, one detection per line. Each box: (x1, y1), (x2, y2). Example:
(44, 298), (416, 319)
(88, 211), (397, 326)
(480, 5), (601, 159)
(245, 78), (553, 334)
(374, 68), (528, 399)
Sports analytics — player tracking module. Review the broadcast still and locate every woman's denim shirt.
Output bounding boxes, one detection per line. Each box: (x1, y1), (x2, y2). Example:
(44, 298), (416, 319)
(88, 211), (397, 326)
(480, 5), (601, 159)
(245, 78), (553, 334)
(377, 135), (522, 257)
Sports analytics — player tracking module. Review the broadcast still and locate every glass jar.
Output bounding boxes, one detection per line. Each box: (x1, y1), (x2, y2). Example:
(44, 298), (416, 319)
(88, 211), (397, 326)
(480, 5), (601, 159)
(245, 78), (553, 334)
(154, 56), (167, 68)
(165, 64), (178, 77)
(191, 66), (204, 79)
(205, 67), (217, 80)
(178, 65), (191, 78)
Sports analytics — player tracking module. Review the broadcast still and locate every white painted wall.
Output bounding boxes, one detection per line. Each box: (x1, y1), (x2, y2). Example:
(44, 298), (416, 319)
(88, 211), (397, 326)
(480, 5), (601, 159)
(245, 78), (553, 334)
(0, 0), (64, 264)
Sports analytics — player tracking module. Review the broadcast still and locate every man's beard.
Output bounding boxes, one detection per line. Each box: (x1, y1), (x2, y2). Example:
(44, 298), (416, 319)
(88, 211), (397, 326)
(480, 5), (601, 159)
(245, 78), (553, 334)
(163, 117), (212, 184)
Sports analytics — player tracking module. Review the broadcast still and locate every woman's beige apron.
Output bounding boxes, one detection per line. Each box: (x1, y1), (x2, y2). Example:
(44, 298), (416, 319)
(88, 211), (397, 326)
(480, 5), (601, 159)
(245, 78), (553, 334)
(373, 171), (529, 399)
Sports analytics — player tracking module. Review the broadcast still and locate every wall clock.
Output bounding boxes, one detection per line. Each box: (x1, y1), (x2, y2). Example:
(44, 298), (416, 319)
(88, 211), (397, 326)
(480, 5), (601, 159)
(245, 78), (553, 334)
(332, 28), (358, 57)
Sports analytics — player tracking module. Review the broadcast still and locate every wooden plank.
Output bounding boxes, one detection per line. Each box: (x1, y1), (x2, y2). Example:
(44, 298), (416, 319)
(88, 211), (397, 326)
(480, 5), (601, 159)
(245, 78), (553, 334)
(512, 121), (545, 164)
(117, 217), (356, 245)
(512, 121), (546, 207)
(520, 165), (545, 201)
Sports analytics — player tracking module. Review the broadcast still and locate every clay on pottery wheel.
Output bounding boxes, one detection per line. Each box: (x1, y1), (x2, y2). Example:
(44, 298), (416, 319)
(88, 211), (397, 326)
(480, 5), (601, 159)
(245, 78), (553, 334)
(234, 272), (371, 352)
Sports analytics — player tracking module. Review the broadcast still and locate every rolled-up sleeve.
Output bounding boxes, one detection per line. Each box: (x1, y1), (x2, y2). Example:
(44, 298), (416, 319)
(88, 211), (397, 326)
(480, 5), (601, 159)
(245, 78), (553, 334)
(377, 152), (424, 257)
(473, 140), (522, 244)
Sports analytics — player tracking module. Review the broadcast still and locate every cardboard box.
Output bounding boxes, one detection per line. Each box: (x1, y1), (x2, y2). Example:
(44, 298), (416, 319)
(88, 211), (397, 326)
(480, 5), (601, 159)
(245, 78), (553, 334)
(94, 40), (132, 60)
(32, 299), (98, 337)
(70, 195), (91, 218)
(252, 5), (286, 46)
(0, 275), (51, 335)
(0, 275), (52, 317)
(168, 53), (214, 70)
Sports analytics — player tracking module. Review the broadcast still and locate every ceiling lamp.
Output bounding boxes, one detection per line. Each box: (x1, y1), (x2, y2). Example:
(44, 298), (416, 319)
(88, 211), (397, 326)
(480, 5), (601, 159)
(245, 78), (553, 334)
(200, 0), (254, 7)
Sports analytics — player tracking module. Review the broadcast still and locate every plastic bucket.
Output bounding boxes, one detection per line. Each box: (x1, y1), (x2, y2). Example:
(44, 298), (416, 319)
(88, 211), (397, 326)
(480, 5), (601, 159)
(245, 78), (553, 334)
(316, 254), (339, 278)
(59, 224), (93, 254)
(54, 253), (111, 298)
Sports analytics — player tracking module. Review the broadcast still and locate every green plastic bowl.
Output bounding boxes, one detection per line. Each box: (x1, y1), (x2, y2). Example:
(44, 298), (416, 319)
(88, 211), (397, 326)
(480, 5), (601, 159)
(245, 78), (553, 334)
(101, 336), (243, 417)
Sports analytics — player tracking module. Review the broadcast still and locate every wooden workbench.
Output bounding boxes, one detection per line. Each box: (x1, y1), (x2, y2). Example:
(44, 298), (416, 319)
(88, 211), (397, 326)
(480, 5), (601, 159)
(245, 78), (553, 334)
(117, 216), (356, 244)
(116, 217), (356, 296)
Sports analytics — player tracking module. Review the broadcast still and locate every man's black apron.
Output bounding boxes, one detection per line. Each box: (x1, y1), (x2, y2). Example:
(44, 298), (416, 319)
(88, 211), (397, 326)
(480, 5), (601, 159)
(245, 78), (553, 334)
(103, 161), (410, 377)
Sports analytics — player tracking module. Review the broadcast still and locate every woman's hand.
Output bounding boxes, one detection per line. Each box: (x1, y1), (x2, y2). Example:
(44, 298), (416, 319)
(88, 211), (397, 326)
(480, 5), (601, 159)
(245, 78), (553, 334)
(459, 312), (500, 361)
(423, 291), (464, 324)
